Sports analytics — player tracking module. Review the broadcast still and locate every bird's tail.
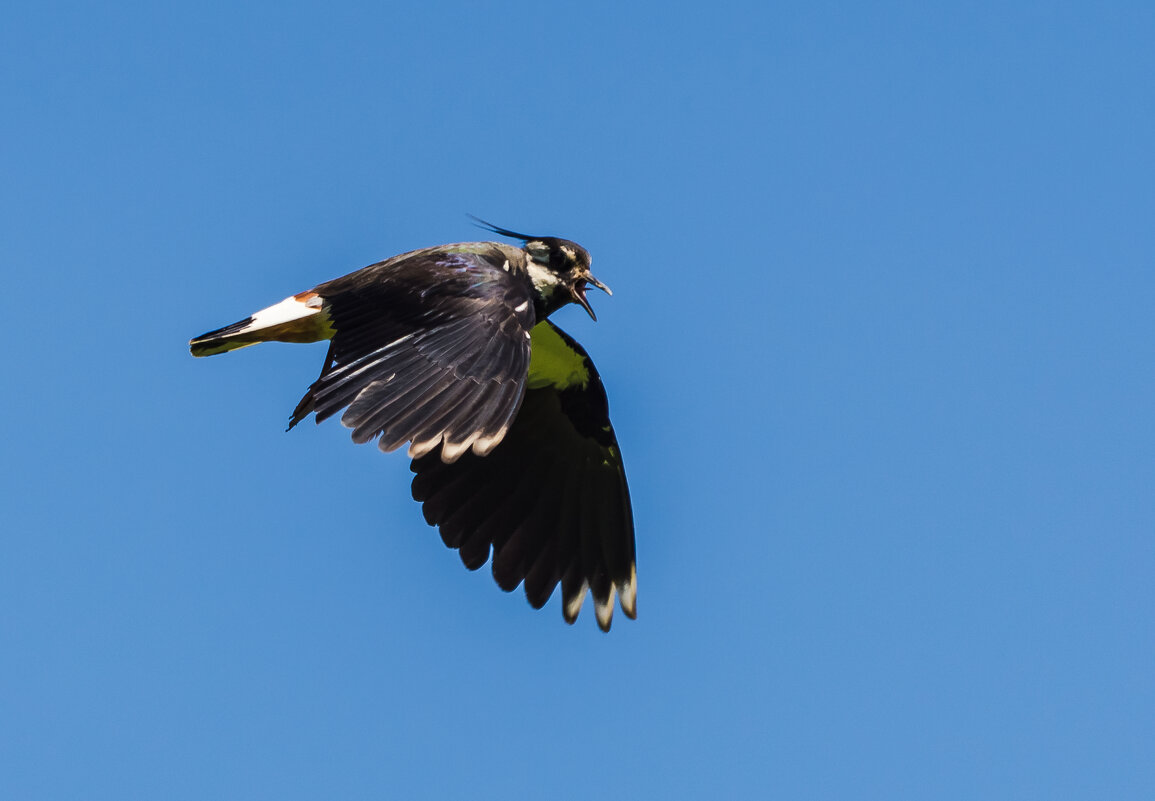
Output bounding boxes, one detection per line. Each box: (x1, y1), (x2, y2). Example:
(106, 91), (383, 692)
(189, 292), (334, 357)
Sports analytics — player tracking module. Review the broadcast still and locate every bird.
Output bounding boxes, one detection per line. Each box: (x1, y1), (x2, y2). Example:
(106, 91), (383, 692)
(189, 220), (635, 631)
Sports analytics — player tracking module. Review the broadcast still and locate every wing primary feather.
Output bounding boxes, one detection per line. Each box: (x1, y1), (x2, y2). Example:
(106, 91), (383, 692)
(618, 564), (638, 620)
(344, 370), (447, 445)
(313, 335), (417, 400)
(594, 455), (632, 587)
(451, 379), (525, 458)
(314, 349), (427, 424)
(380, 372), (479, 453)
(439, 433), (481, 465)
(560, 479), (593, 627)
(378, 380), (477, 456)
(562, 573), (588, 625)
(407, 434), (444, 460)
(342, 363), (454, 442)
(452, 443), (549, 574)
(431, 462), (514, 549)
(493, 453), (569, 593)
(287, 343), (336, 429)
(522, 455), (581, 609)
(457, 529), (491, 571)
(594, 583), (617, 632)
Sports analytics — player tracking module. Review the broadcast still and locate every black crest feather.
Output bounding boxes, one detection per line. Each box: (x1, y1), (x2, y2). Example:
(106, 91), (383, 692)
(467, 215), (536, 242)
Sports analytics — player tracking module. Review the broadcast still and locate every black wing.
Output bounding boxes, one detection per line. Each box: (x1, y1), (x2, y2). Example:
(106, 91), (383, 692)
(410, 321), (636, 631)
(289, 243), (535, 462)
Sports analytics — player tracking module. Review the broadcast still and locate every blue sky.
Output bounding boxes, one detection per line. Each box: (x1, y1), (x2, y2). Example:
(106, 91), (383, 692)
(2, 1), (1153, 798)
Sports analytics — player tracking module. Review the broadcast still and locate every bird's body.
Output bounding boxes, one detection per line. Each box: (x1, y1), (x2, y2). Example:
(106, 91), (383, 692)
(190, 224), (635, 630)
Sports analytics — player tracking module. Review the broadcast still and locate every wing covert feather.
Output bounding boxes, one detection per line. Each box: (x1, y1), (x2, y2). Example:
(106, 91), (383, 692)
(289, 243), (535, 460)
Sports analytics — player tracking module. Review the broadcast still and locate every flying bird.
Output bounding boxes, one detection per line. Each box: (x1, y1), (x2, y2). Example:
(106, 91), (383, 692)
(189, 221), (635, 630)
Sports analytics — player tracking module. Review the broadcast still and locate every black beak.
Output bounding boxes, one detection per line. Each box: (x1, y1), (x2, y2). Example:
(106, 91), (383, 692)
(571, 273), (611, 321)
(586, 274), (612, 296)
(571, 283), (598, 321)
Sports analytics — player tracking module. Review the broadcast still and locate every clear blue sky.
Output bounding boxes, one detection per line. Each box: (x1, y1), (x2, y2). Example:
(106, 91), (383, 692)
(3, 1), (1152, 798)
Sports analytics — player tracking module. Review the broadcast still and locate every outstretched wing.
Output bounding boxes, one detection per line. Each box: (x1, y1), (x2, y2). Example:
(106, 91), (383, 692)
(289, 243), (535, 463)
(410, 321), (636, 631)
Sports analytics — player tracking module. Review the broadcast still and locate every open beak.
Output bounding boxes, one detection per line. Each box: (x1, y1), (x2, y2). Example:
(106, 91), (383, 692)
(587, 274), (612, 296)
(571, 273), (612, 321)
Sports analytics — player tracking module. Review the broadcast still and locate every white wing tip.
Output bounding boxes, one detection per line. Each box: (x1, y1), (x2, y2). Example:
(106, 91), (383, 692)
(440, 434), (477, 464)
(407, 435), (443, 459)
(594, 585), (618, 632)
(472, 425), (509, 457)
(564, 581), (588, 624)
(618, 564), (637, 620)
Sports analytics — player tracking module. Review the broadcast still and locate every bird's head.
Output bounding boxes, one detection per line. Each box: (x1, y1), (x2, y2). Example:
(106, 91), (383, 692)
(523, 236), (610, 320)
(470, 217), (611, 320)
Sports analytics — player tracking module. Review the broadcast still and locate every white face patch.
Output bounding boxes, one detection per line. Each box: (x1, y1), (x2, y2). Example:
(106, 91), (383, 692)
(526, 259), (562, 301)
(514, 300), (529, 313)
(525, 241), (550, 262)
